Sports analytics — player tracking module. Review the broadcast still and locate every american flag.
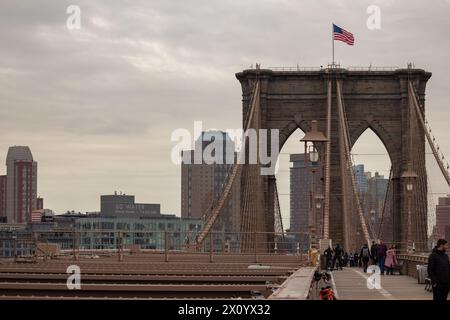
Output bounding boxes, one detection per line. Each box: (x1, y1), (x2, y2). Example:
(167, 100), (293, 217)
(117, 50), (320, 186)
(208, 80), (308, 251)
(31, 210), (42, 223)
(333, 24), (354, 46)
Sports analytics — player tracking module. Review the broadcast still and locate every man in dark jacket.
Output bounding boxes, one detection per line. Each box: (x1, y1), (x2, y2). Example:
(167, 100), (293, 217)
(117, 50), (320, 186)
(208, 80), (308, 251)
(360, 243), (371, 273)
(427, 239), (450, 301)
(333, 244), (343, 270)
(376, 239), (388, 275)
(324, 246), (333, 270)
(370, 240), (378, 265)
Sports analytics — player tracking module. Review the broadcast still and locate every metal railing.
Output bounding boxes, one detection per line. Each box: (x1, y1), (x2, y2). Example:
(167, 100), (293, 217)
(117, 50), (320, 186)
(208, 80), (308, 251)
(346, 66), (399, 71)
(1, 230), (313, 262)
(245, 66), (400, 72)
(265, 66), (323, 72)
(1, 230), (438, 263)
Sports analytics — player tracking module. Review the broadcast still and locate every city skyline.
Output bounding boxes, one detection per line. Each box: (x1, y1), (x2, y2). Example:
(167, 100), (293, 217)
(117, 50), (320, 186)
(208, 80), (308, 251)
(1, 0), (450, 219)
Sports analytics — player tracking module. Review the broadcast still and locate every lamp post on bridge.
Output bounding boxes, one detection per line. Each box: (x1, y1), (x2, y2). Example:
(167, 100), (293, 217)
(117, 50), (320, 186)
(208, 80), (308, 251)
(301, 120), (328, 252)
(401, 162), (417, 254)
(315, 194), (325, 241)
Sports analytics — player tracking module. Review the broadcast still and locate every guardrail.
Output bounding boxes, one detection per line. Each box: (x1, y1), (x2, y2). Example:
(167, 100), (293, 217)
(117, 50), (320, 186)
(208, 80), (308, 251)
(396, 253), (450, 279)
(265, 66), (323, 72)
(245, 66), (400, 72)
(346, 66), (399, 71)
(1, 230), (313, 262)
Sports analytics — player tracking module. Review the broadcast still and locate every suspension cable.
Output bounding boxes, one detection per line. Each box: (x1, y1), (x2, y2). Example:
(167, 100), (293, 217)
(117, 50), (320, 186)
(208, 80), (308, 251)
(196, 79), (260, 245)
(336, 80), (371, 247)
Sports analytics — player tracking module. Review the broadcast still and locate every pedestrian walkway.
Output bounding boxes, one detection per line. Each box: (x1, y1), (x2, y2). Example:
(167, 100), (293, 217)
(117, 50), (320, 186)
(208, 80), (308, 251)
(332, 267), (432, 300)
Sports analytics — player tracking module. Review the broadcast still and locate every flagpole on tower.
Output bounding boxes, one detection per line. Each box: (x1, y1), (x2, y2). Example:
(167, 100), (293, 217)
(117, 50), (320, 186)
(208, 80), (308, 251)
(332, 23), (335, 68)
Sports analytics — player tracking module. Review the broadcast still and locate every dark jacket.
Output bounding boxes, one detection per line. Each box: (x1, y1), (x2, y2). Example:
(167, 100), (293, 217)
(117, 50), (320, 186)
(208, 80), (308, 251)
(376, 244), (387, 258)
(334, 245), (342, 257)
(427, 248), (450, 285)
(371, 244), (378, 259)
(360, 245), (370, 260)
(324, 248), (333, 259)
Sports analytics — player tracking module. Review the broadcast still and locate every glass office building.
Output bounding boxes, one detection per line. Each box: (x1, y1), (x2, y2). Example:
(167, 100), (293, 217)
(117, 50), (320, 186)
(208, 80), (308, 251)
(75, 215), (203, 250)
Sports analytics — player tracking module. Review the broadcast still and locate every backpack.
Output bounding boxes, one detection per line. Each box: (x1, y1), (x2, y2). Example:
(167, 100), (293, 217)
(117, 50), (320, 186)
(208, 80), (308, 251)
(362, 247), (370, 258)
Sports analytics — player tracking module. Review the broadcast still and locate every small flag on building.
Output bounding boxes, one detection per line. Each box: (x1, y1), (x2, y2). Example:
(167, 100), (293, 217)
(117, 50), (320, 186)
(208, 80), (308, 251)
(31, 210), (42, 223)
(333, 24), (354, 46)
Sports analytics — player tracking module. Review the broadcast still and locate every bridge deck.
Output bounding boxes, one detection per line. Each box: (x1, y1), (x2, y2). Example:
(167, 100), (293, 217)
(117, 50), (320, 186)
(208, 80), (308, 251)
(331, 268), (431, 300)
(0, 252), (305, 299)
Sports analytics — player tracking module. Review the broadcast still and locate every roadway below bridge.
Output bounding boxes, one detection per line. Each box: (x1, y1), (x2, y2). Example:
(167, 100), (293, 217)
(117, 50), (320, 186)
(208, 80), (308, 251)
(0, 252), (306, 299)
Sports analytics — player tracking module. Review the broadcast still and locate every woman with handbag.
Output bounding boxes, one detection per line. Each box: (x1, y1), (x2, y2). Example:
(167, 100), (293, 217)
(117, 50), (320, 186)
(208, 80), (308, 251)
(384, 245), (398, 275)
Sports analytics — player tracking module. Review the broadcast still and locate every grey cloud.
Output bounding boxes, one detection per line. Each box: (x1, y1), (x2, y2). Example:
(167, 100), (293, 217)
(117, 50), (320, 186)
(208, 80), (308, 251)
(0, 0), (449, 221)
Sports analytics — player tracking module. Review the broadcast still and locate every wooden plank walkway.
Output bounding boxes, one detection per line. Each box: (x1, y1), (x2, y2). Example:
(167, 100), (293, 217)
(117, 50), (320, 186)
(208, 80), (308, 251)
(332, 267), (432, 300)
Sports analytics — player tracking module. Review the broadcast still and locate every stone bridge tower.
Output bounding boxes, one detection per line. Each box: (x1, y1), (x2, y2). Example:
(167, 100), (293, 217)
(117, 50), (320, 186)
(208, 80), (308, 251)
(236, 67), (431, 251)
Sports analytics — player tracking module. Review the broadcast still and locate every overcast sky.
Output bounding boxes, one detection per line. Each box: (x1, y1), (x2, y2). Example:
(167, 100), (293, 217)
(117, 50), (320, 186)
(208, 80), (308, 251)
(1, 0), (449, 229)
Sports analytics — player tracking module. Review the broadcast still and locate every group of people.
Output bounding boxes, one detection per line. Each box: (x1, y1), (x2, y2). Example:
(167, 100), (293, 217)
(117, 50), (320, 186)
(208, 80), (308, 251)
(322, 238), (450, 301)
(323, 239), (398, 275)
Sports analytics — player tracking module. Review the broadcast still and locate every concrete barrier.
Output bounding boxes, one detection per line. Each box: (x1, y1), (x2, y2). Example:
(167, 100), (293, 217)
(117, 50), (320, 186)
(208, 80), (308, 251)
(268, 267), (317, 300)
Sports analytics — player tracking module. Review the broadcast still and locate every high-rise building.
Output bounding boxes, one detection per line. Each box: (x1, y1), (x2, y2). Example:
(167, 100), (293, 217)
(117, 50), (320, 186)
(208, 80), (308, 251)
(181, 131), (240, 233)
(367, 172), (390, 241)
(36, 197), (44, 210)
(290, 154), (322, 251)
(364, 172), (388, 218)
(353, 166), (391, 242)
(353, 164), (368, 193)
(5, 146), (37, 224)
(436, 195), (450, 238)
(0, 175), (6, 221)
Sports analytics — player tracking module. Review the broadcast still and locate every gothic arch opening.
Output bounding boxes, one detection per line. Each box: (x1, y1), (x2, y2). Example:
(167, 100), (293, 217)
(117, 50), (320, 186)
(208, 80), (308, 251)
(275, 125), (325, 252)
(351, 128), (393, 244)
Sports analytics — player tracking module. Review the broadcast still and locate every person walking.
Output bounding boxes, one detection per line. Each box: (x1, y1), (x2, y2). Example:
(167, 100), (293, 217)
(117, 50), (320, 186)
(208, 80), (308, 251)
(333, 244), (343, 270)
(324, 246), (333, 270)
(370, 240), (378, 265)
(360, 243), (371, 273)
(349, 252), (354, 267)
(376, 239), (388, 275)
(354, 252), (359, 268)
(427, 239), (450, 301)
(384, 245), (397, 275)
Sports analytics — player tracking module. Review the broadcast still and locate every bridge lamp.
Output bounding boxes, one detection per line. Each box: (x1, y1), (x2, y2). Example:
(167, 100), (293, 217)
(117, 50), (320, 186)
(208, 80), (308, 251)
(309, 145), (319, 163)
(301, 120), (326, 142)
(315, 195), (325, 240)
(315, 195), (324, 209)
(406, 183), (414, 192)
(402, 163), (417, 192)
(401, 163), (417, 253)
(300, 120), (328, 251)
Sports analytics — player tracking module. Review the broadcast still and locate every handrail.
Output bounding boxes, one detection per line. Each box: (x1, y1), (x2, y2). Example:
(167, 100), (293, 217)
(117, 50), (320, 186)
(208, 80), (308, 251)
(245, 66), (400, 72)
(346, 66), (399, 71)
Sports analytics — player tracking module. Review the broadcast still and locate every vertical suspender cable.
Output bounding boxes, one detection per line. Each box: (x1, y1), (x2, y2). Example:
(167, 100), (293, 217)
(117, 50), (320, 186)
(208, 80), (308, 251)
(336, 80), (371, 247)
(323, 78), (333, 240)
